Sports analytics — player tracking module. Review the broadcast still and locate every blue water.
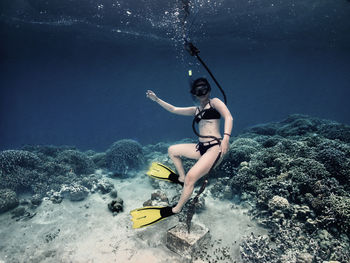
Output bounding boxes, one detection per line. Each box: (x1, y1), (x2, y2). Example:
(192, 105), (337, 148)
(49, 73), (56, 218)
(1, 0), (350, 151)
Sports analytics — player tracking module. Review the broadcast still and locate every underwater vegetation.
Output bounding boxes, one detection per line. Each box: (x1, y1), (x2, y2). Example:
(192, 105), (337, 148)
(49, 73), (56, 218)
(0, 114), (349, 262)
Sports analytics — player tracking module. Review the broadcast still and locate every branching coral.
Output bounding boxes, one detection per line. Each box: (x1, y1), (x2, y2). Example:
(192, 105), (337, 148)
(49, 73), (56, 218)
(0, 150), (41, 191)
(0, 150), (40, 173)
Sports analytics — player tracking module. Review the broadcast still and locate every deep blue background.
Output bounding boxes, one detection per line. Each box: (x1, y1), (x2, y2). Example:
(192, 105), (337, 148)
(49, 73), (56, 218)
(1, 0), (350, 151)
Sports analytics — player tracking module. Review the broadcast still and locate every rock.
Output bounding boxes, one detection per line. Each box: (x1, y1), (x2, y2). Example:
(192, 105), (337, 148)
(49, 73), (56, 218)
(108, 198), (124, 214)
(166, 223), (210, 262)
(0, 189), (19, 213)
(60, 184), (89, 201)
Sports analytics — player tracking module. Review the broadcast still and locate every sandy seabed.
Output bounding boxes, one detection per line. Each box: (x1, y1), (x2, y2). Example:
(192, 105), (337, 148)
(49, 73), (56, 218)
(0, 174), (266, 263)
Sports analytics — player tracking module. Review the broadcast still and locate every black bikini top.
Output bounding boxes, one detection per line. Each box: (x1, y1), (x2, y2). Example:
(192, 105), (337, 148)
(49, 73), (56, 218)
(194, 100), (221, 123)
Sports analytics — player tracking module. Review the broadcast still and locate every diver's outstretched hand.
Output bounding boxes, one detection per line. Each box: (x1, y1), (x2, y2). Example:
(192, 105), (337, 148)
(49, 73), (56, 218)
(146, 90), (158, 102)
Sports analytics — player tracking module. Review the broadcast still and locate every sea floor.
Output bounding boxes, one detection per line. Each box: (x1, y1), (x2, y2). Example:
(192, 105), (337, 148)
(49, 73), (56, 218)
(0, 173), (266, 263)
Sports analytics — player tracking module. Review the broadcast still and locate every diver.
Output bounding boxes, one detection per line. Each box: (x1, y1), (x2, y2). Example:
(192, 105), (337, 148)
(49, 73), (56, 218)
(130, 77), (233, 228)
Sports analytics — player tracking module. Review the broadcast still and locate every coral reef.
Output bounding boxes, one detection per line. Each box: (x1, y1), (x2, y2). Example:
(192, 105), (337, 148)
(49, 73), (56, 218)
(211, 114), (350, 262)
(21, 145), (77, 161)
(0, 145), (114, 212)
(56, 150), (95, 175)
(240, 234), (277, 262)
(1, 114), (349, 262)
(0, 150), (41, 173)
(0, 150), (42, 192)
(105, 139), (145, 175)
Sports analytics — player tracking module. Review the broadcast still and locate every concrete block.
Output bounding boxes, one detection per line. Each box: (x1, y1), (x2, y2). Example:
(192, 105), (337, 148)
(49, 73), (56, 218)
(166, 223), (210, 262)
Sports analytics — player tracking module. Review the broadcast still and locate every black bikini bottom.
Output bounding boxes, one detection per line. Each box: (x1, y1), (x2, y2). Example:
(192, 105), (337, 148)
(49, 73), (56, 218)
(196, 139), (221, 155)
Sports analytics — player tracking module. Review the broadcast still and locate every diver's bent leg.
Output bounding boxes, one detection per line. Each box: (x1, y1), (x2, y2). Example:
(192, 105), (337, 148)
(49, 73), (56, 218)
(172, 145), (221, 213)
(168, 143), (200, 181)
(168, 148), (186, 179)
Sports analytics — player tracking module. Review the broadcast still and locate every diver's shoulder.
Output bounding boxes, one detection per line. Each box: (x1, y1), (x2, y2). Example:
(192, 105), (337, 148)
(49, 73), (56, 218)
(210, 97), (224, 105)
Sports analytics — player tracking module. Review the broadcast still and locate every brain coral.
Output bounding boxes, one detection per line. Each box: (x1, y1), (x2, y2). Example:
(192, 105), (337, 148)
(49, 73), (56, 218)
(0, 189), (19, 213)
(105, 139), (145, 175)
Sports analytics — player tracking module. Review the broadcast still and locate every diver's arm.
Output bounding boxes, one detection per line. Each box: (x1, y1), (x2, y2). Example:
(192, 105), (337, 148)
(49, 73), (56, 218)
(156, 97), (195, 116)
(211, 98), (233, 154)
(146, 90), (196, 116)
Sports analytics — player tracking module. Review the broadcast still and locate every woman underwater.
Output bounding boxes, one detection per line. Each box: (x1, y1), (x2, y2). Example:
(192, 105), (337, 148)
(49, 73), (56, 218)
(130, 77), (233, 228)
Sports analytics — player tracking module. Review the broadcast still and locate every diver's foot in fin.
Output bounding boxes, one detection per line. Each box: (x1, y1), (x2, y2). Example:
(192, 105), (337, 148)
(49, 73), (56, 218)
(171, 205), (182, 214)
(130, 206), (176, 229)
(147, 162), (184, 187)
(169, 173), (185, 187)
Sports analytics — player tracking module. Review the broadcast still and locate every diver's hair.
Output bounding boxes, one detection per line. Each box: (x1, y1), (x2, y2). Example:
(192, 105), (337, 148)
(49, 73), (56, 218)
(190, 77), (211, 94)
